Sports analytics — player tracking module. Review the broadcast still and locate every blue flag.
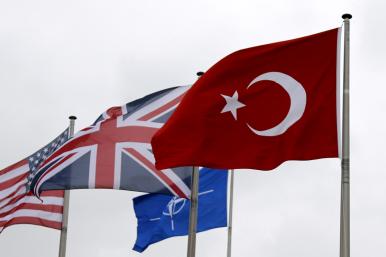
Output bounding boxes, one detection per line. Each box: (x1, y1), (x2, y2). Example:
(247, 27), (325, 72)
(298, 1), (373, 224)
(132, 168), (228, 252)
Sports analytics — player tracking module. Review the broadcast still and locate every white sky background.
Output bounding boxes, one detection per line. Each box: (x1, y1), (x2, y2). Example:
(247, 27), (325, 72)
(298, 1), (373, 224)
(0, 0), (385, 257)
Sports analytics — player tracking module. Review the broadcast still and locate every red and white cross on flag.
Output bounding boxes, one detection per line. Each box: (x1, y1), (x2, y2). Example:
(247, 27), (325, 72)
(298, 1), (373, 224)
(30, 86), (192, 198)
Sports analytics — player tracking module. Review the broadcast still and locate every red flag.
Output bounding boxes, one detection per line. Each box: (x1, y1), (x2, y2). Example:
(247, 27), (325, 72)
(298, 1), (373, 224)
(152, 28), (341, 170)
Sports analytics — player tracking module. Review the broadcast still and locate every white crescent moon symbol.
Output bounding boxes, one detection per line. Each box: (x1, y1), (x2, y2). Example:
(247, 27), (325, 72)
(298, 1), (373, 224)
(246, 72), (307, 137)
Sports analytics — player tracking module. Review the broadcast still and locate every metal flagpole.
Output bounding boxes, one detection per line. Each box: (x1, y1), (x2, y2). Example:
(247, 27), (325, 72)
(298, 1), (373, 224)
(340, 13), (352, 257)
(187, 166), (200, 257)
(226, 169), (235, 257)
(187, 71), (204, 257)
(58, 115), (77, 257)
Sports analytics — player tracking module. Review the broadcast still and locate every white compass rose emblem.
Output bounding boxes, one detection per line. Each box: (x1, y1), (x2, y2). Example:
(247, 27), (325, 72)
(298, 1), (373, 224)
(149, 190), (214, 231)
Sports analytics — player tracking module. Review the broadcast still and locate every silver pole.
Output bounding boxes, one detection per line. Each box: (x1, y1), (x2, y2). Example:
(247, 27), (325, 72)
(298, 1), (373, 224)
(58, 116), (76, 257)
(340, 14), (351, 257)
(187, 71), (204, 257)
(226, 169), (235, 257)
(187, 166), (200, 257)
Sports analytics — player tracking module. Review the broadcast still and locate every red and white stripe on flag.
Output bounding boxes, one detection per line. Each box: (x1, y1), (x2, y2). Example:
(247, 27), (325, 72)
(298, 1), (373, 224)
(0, 159), (63, 232)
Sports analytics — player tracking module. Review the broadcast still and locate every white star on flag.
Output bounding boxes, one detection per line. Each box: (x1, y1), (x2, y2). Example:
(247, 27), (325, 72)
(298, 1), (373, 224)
(221, 90), (246, 120)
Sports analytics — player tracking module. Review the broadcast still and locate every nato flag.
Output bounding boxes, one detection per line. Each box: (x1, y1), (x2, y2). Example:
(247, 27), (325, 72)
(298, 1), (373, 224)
(132, 168), (228, 252)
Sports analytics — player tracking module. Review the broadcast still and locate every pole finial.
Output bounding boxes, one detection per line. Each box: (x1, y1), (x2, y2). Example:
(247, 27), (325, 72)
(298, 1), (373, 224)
(342, 13), (352, 20)
(196, 71), (204, 77)
(69, 116), (77, 120)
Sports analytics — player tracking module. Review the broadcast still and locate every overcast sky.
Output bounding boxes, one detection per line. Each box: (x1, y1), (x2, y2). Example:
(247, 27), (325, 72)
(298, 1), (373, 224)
(0, 0), (385, 257)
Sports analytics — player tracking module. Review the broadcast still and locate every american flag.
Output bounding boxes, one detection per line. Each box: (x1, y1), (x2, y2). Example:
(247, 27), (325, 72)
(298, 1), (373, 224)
(0, 129), (69, 232)
(29, 86), (192, 198)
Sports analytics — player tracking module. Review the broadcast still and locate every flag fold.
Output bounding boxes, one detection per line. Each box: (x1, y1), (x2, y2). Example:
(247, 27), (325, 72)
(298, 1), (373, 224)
(29, 87), (193, 198)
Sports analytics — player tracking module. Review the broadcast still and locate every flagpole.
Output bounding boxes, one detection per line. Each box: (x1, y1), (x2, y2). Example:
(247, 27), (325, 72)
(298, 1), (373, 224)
(187, 71), (204, 257)
(58, 115), (76, 257)
(187, 166), (199, 257)
(226, 169), (235, 257)
(340, 13), (351, 257)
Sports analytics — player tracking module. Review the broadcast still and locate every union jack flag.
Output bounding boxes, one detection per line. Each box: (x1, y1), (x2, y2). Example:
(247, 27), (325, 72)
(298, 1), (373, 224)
(29, 86), (192, 198)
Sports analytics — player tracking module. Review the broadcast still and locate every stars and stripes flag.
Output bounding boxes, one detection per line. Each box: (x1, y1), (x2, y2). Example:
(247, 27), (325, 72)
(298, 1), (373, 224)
(0, 129), (69, 232)
(29, 86), (192, 198)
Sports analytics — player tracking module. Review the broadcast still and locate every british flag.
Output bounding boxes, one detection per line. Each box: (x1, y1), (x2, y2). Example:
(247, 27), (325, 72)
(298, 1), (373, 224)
(29, 86), (192, 198)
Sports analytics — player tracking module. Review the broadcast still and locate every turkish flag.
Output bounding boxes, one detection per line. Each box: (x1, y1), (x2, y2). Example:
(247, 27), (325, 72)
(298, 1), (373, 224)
(152, 28), (341, 170)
